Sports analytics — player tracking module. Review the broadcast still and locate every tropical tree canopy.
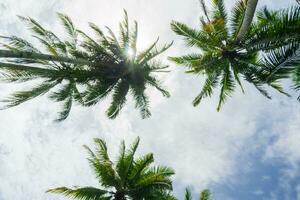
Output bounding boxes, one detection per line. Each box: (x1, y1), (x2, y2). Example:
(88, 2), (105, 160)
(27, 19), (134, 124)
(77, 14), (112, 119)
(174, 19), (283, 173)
(0, 10), (172, 121)
(47, 137), (175, 200)
(184, 188), (212, 200)
(170, 0), (300, 110)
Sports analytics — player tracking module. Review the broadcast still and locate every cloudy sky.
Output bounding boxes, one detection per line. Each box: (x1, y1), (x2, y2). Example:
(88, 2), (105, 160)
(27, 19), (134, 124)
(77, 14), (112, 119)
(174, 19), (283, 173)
(0, 0), (300, 199)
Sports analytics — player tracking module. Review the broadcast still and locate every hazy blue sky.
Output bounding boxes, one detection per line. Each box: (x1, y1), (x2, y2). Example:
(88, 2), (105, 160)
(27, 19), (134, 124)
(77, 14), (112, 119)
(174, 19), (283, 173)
(0, 0), (299, 200)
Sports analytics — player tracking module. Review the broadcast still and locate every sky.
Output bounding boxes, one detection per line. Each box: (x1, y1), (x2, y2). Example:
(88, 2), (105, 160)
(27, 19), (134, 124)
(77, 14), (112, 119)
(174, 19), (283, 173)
(0, 0), (299, 200)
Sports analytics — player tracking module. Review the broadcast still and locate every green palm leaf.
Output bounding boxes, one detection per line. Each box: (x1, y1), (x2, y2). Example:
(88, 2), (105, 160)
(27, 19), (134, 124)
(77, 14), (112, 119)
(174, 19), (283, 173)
(184, 188), (192, 200)
(1, 81), (59, 109)
(47, 187), (109, 200)
(193, 72), (220, 106)
(106, 80), (130, 119)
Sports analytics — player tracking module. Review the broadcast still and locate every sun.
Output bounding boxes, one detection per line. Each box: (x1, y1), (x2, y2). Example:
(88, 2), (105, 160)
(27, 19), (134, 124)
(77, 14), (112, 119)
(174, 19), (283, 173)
(126, 48), (134, 58)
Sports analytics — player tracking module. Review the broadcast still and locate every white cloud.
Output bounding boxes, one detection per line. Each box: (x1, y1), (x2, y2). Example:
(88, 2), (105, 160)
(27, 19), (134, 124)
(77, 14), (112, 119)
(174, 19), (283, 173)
(265, 109), (300, 165)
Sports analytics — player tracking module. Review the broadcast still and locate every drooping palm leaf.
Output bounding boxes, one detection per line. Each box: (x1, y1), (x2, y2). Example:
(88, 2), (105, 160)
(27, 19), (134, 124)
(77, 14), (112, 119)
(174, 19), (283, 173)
(47, 187), (109, 200)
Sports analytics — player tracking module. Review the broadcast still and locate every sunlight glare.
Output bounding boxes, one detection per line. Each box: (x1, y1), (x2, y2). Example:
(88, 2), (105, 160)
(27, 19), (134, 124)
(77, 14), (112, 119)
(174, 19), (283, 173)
(127, 48), (134, 58)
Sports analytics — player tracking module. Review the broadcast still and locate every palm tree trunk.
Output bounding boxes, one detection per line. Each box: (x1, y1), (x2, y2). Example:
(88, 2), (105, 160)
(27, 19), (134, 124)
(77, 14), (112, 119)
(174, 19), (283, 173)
(236, 0), (259, 42)
(0, 49), (92, 65)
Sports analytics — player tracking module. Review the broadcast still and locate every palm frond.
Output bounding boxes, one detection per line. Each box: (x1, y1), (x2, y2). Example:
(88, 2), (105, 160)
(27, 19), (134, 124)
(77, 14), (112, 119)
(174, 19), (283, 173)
(293, 64), (300, 101)
(131, 87), (151, 119)
(1, 81), (58, 109)
(217, 65), (235, 111)
(231, 62), (245, 93)
(193, 72), (220, 106)
(135, 37), (158, 62)
(263, 42), (300, 82)
(0, 62), (57, 82)
(106, 80), (129, 119)
(245, 6), (300, 52)
(93, 138), (111, 162)
(212, 0), (227, 21)
(116, 140), (126, 186)
(145, 75), (170, 97)
(170, 21), (213, 51)
(184, 188), (192, 200)
(55, 95), (72, 121)
(85, 143), (120, 189)
(0, 35), (39, 53)
(19, 15), (67, 55)
(83, 81), (117, 106)
(137, 38), (169, 64)
(88, 22), (108, 43)
(47, 187), (108, 200)
(256, 7), (279, 26)
(124, 137), (140, 176)
(130, 21), (138, 59)
(48, 80), (83, 121)
(57, 13), (77, 44)
(242, 64), (272, 99)
(230, 0), (246, 39)
(144, 189), (177, 200)
(105, 26), (122, 50)
(136, 168), (173, 191)
(169, 54), (202, 68)
(119, 10), (130, 50)
(129, 153), (154, 183)
(116, 137), (140, 187)
(18, 16), (48, 37)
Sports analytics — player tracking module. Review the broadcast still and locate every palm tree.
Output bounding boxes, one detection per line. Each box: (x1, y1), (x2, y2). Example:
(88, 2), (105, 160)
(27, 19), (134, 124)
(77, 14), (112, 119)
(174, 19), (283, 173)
(184, 188), (212, 200)
(47, 137), (175, 200)
(170, 0), (300, 110)
(0, 11), (172, 120)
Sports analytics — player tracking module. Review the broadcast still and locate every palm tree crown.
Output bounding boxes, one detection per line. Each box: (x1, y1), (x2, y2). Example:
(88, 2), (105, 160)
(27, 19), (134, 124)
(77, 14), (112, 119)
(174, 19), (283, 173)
(184, 188), (212, 200)
(47, 137), (175, 200)
(0, 10), (172, 120)
(170, 0), (300, 110)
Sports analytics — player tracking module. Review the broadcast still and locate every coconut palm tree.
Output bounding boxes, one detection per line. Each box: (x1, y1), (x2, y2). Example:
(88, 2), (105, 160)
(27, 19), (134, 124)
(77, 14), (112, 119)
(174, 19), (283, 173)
(184, 188), (212, 200)
(47, 137), (175, 200)
(0, 11), (172, 120)
(170, 0), (300, 110)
